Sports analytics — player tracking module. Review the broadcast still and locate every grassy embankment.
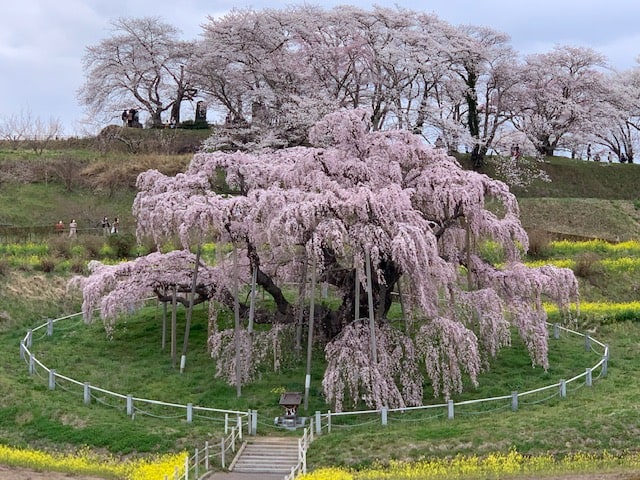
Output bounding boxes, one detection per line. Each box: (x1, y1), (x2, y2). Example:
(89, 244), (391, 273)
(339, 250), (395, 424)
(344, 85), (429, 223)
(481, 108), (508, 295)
(1, 138), (640, 477)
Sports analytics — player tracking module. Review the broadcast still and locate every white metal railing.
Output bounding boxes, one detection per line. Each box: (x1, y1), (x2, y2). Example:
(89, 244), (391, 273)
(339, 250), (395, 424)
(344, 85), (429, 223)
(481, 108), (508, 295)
(308, 322), (608, 437)
(20, 313), (608, 480)
(284, 426), (312, 480)
(19, 312), (255, 480)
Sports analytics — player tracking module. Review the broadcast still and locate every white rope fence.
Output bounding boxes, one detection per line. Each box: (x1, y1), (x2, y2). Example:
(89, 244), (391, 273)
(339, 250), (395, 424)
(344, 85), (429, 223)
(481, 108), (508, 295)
(19, 313), (608, 480)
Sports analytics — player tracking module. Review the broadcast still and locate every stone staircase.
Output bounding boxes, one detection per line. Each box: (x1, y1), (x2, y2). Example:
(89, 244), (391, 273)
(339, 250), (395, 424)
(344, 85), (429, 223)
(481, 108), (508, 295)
(229, 436), (300, 476)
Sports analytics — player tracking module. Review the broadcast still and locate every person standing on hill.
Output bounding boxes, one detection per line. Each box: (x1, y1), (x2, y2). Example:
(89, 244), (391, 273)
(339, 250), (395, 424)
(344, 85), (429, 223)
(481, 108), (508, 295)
(69, 219), (77, 238)
(111, 217), (120, 234)
(101, 216), (110, 236)
(55, 220), (64, 235)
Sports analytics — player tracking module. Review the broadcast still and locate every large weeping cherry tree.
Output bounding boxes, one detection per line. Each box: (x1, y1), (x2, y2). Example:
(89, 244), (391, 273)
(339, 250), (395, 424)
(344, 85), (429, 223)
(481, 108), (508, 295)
(71, 109), (578, 411)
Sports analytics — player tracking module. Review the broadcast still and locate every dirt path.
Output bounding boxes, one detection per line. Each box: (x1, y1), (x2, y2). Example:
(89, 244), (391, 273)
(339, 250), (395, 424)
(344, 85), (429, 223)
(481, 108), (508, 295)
(1, 465), (637, 480)
(0, 465), (107, 479)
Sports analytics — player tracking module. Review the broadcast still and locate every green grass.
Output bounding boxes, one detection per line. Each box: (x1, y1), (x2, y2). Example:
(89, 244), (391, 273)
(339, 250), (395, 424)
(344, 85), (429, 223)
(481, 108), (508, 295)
(2, 143), (640, 475)
(0, 270), (617, 462)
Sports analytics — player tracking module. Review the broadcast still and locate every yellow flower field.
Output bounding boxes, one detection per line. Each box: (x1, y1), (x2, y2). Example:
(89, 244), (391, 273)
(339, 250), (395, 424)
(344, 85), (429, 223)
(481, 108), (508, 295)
(0, 444), (186, 480)
(299, 449), (640, 480)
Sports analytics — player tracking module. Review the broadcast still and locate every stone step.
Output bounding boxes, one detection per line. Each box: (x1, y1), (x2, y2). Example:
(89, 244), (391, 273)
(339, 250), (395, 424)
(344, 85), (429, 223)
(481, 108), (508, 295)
(230, 437), (301, 474)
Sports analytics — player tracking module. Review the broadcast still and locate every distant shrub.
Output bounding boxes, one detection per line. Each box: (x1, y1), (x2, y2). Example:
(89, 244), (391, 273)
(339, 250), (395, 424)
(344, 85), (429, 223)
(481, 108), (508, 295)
(573, 252), (604, 279)
(106, 232), (137, 259)
(48, 236), (72, 259)
(0, 258), (9, 278)
(99, 244), (116, 260)
(54, 260), (71, 273)
(70, 259), (87, 274)
(131, 242), (151, 257)
(79, 235), (106, 259)
(70, 244), (87, 259)
(37, 256), (58, 273)
(527, 229), (552, 259)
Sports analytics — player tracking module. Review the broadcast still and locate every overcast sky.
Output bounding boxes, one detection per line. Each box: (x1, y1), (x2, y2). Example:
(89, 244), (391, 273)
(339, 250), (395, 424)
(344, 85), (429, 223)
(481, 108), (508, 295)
(2, 0), (640, 136)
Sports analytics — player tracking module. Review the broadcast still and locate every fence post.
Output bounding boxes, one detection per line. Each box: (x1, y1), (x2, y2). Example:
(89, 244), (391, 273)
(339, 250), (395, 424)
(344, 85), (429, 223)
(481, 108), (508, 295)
(224, 413), (229, 434)
(559, 380), (566, 399)
(27, 329), (33, 348)
(49, 369), (56, 390)
(187, 403), (193, 423)
(327, 410), (332, 433)
(19, 340), (25, 360)
(174, 466), (179, 480)
(584, 333), (591, 351)
(553, 323), (559, 339)
(447, 400), (454, 419)
(221, 437), (226, 469)
(586, 368), (592, 387)
(602, 346), (609, 377)
(511, 391), (518, 412)
(251, 409), (258, 435)
(28, 352), (34, 375)
(315, 411), (321, 436)
(302, 437), (307, 473)
(184, 454), (189, 480)
(47, 318), (53, 336)
(381, 407), (388, 426)
(231, 427), (236, 451)
(204, 441), (210, 471)
(127, 395), (133, 416)
(237, 414), (243, 441)
(84, 382), (91, 405)
(194, 448), (199, 479)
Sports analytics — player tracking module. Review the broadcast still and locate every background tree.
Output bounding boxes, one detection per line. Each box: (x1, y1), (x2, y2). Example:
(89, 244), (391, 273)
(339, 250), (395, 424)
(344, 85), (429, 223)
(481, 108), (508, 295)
(78, 16), (196, 127)
(510, 46), (609, 156)
(443, 25), (521, 168)
(0, 109), (62, 154)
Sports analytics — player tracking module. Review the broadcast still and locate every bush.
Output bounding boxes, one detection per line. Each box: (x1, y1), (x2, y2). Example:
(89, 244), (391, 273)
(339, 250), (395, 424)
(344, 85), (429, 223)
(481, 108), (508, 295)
(478, 240), (504, 265)
(37, 256), (58, 273)
(106, 232), (137, 259)
(70, 259), (87, 274)
(573, 252), (604, 279)
(79, 235), (106, 259)
(99, 244), (116, 260)
(48, 236), (72, 259)
(527, 229), (552, 259)
(0, 258), (9, 278)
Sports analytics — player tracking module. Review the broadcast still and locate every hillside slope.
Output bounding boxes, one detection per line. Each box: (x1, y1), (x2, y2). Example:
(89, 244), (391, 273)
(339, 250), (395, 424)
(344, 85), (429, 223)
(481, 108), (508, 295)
(501, 157), (640, 241)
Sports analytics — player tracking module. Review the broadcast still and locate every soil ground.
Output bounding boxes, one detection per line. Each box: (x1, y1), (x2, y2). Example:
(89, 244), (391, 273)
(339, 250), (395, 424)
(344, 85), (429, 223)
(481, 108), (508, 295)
(0, 465), (106, 479)
(1, 465), (639, 480)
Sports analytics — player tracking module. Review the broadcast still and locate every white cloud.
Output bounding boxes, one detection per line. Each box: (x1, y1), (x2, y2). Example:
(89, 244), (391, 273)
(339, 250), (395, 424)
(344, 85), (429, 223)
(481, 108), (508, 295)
(1, 0), (639, 134)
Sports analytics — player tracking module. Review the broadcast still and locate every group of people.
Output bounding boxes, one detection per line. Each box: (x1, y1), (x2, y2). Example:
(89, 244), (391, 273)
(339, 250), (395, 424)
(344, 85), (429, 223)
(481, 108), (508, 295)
(54, 216), (119, 237)
(100, 216), (120, 236)
(584, 144), (632, 163)
(55, 219), (78, 238)
(121, 109), (141, 128)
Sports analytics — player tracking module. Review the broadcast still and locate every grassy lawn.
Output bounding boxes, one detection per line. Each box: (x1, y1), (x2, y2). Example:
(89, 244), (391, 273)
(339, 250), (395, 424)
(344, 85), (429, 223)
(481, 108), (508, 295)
(2, 143), (640, 477)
